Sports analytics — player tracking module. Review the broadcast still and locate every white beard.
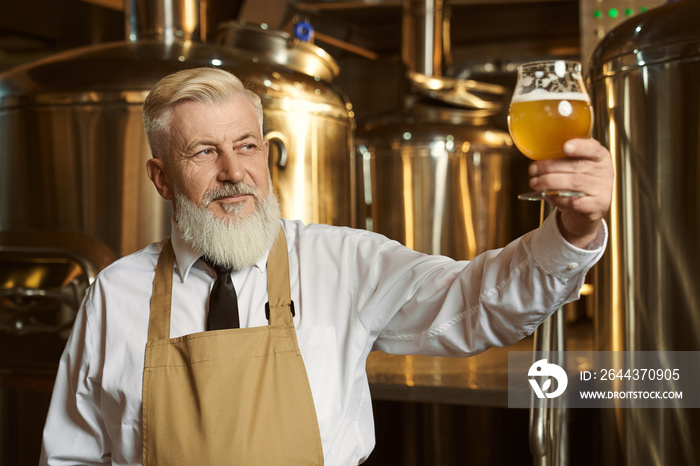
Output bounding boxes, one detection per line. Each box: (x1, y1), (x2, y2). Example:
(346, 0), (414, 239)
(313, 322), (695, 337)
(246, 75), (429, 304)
(174, 181), (282, 271)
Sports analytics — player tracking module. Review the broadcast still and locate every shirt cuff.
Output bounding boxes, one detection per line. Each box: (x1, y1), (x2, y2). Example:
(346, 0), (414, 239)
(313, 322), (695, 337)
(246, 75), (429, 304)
(529, 209), (608, 278)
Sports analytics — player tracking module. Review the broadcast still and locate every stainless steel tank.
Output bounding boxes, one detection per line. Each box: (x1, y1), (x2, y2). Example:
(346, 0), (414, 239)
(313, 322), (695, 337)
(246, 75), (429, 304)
(0, 0), (354, 261)
(589, 0), (700, 464)
(356, 97), (536, 259)
(216, 21), (355, 229)
(356, 0), (536, 259)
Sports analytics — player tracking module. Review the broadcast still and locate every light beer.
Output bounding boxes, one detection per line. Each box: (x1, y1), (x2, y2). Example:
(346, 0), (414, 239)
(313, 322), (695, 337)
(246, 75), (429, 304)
(507, 92), (593, 160)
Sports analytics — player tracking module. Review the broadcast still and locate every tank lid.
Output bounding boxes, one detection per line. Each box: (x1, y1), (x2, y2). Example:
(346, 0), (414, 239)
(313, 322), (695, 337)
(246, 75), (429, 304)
(407, 72), (508, 112)
(0, 40), (252, 106)
(590, 0), (700, 78)
(0, 39), (348, 113)
(358, 100), (513, 150)
(216, 21), (340, 82)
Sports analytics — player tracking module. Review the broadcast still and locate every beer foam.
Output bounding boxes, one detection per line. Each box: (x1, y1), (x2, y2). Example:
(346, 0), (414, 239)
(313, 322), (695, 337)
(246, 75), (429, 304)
(510, 91), (590, 103)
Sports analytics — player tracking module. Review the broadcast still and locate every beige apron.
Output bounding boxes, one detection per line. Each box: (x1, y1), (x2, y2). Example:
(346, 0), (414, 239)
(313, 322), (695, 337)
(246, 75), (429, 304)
(142, 228), (324, 465)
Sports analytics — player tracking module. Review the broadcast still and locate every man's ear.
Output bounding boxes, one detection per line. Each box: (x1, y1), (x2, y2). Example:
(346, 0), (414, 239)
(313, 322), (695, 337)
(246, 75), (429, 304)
(146, 157), (174, 201)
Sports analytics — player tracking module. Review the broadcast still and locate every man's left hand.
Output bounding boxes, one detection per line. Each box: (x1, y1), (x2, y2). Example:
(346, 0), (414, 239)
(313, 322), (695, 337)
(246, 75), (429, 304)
(528, 138), (614, 249)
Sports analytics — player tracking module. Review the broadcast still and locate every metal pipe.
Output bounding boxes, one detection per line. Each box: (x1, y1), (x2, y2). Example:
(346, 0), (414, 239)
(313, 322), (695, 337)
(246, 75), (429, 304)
(125, 0), (204, 42)
(401, 0), (450, 78)
(529, 321), (550, 458)
(530, 307), (568, 465)
(529, 202), (568, 465)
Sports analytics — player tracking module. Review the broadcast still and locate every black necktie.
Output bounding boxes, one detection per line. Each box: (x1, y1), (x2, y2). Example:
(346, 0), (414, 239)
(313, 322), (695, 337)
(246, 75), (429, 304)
(202, 257), (240, 330)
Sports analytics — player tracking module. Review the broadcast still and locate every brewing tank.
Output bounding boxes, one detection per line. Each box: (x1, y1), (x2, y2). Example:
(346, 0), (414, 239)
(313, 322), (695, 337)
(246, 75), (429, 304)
(0, 2), (354, 260)
(356, 0), (536, 258)
(216, 21), (355, 230)
(356, 97), (535, 259)
(589, 0), (700, 463)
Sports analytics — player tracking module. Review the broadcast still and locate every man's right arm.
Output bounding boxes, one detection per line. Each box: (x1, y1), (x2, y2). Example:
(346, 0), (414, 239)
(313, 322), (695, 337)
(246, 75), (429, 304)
(353, 211), (606, 357)
(40, 289), (111, 465)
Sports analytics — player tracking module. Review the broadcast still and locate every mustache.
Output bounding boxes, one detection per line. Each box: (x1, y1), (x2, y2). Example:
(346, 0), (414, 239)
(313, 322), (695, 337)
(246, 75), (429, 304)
(202, 183), (260, 206)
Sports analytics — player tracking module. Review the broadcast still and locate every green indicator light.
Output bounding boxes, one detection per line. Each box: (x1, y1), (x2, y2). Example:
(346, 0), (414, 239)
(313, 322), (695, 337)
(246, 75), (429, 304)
(594, 9), (602, 18)
(625, 7), (634, 16)
(640, 6), (648, 12)
(608, 7), (620, 18)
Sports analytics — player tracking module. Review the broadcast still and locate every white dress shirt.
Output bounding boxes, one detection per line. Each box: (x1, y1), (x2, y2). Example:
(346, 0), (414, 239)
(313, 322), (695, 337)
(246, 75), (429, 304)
(40, 212), (606, 465)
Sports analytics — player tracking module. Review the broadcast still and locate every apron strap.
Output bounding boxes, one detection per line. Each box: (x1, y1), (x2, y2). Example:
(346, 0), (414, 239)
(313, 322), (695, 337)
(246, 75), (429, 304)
(148, 226), (293, 341)
(266, 227), (294, 326)
(148, 239), (175, 341)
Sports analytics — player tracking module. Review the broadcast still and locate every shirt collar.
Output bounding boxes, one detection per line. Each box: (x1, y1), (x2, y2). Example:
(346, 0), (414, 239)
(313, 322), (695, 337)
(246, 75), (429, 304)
(170, 217), (269, 283)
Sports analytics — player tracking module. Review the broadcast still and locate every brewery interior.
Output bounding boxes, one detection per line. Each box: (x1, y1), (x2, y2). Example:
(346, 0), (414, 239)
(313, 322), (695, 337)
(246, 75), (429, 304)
(0, 0), (698, 464)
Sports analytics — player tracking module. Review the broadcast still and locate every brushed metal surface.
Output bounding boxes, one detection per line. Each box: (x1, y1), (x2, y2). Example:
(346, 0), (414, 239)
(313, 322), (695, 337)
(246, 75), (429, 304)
(216, 21), (340, 82)
(590, 0), (700, 464)
(356, 101), (537, 260)
(402, 0), (450, 79)
(0, 35), (354, 258)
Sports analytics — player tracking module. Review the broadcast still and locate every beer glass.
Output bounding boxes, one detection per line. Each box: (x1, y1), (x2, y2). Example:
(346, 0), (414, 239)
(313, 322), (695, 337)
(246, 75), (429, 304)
(507, 60), (593, 200)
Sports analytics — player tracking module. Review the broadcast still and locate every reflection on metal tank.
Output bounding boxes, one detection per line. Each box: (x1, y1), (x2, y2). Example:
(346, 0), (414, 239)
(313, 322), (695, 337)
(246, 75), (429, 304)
(589, 0), (700, 464)
(356, 97), (537, 260)
(357, 0), (536, 259)
(0, 1), (354, 261)
(216, 21), (355, 229)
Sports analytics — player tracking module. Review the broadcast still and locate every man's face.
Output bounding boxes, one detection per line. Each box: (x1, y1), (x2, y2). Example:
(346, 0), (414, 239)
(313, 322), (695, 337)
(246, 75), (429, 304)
(149, 94), (270, 222)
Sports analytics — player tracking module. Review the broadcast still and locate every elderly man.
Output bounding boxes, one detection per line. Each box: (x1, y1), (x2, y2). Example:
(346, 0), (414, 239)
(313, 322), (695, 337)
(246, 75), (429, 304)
(40, 67), (613, 465)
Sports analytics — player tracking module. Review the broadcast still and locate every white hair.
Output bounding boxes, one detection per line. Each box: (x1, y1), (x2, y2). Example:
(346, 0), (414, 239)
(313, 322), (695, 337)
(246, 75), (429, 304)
(143, 67), (263, 158)
(174, 180), (281, 271)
